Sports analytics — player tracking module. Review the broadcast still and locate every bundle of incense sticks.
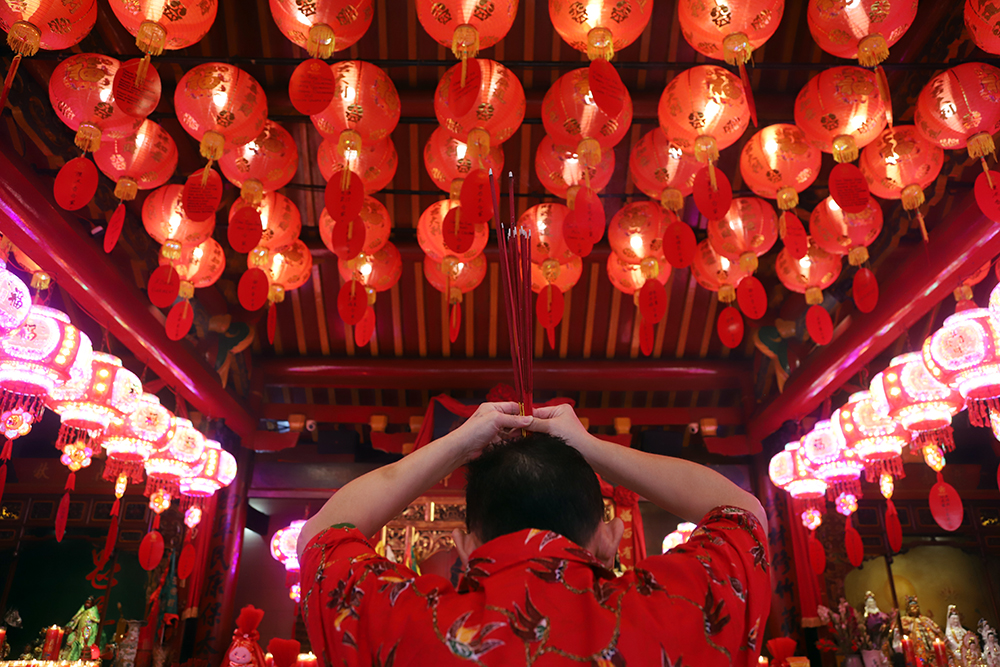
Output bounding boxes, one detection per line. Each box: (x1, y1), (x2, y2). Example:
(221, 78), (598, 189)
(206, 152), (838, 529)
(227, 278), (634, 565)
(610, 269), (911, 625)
(488, 169), (533, 417)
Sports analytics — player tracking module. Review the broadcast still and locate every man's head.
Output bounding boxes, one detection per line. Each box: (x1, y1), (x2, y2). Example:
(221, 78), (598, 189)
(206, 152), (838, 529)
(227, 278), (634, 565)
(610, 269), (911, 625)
(455, 433), (623, 567)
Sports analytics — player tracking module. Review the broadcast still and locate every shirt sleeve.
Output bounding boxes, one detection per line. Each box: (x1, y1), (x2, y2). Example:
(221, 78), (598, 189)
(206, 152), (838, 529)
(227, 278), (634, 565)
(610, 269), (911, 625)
(626, 506), (771, 666)
(299, 525), (420, 667)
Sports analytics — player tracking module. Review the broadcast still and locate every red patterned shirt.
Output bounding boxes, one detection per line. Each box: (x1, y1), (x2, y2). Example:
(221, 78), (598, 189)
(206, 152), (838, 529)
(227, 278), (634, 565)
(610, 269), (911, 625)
(300, 506), (770, 667)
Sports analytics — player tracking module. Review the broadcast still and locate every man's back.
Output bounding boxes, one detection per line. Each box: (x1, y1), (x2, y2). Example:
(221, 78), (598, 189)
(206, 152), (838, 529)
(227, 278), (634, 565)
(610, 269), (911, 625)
(300, 505), (770, 667)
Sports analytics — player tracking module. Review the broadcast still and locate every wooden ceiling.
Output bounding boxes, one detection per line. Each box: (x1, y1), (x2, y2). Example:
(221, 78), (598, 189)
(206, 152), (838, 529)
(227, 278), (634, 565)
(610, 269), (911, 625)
(1, 0), (993, 453)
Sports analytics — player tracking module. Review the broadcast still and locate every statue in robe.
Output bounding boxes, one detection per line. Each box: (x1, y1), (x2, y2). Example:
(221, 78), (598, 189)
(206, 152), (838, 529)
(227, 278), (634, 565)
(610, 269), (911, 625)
(60, 596), (101, 661)
(897, 595), (957, 667)
(980, 620), (1000, 667)
(946, 606), (968, 659)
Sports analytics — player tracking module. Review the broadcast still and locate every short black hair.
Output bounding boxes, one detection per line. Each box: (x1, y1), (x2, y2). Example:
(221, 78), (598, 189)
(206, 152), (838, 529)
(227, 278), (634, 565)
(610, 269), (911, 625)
(465, 433), (604, 546)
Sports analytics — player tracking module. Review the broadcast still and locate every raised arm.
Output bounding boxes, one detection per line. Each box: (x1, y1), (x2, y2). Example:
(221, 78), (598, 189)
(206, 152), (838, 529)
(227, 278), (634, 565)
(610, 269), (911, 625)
(297, 402), (531, 558)
(528, 404), (767, 531)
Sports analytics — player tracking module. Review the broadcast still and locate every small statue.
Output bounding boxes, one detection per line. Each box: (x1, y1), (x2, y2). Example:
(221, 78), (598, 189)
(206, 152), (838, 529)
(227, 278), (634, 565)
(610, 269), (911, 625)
(948, 606), (969, 659)
(60, 595), (101, 661)
(897, 595), (958, 667)
(864, 591), (882, 619)
(964, 632), (987, 667)
(980, 620), (1000, 667)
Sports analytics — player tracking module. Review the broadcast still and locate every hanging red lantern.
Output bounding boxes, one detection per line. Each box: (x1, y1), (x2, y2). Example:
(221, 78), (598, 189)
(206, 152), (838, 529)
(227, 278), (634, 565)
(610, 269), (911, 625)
(174, 63), (267, 176)
(100, 392), (173, 510)
(417, 0), (517, 72)
(541, 67), (631, 179)
(690, 238), (749, 306)
(966, 0), (1000, 55)
(270, 0), (372, 58)
(800, 419), (864, 500)
(628, 128), (702, 214)
(48, 351), (141, 449)
(858, 125), (943, 241)
(167, 238), (226, 291)
(230, 191), (303, 253)
(249, 239), (314, 309)
(179, 439), (236, 575)
(768, 440), (828, 500)
(607, 251), (670, 296)
(531, 255), (582, 349)
(607, 201), (667, 266)
(678, 0), (783, 65)
(518, 203), (576, 266)
(424, 253), (486, 343)
(93, 120), (178, 202)
(424, 126), (504, 196)
(549, 0), (652, 60)
(49, 54), (143, 153)
(142, 184), (215, 260)
(318, 136), (397, 194)
(108, 0), (217, 83)
(417, 199), (489, 262)
(320, 195), (392, 259)
(219, 120), (298, 205)
(706, 197), (778, 274)
(658, 65), (750, 182)
(833, 390), (910, 484)
(536, 134), (615, 202)
(775, 238), (843, 305)
(795, 66), (887, 163)
(338, 241), (403, 295)
(434, 59), (524, 161)
(809, 195), (882, 267)
(739, 123), (822, 212)
(0, 0), (97, 108)
(808, 0), (917, 66)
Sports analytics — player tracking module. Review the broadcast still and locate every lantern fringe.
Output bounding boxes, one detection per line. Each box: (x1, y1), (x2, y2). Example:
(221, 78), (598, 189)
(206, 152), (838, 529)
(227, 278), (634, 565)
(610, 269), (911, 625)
(776, 187), (798, 212)
(968, 396), (1000, 428)
(75, 125), (101, 153)
(7, 21), (40, 58)
(864, 457), (904, 483)
(115, 177), (138, 202)
(967, 132), (995, 161)
(739, 252), (758, 274)
(660, 188), (683, 212)
(144, 476), (179, 500)
(307, 23), (336, 60)
(901, 184), (925, 211)
(805, 287), (824, 306)
(180, 494), (206, 513)
(338, 130), (363, 190)
(586, 26), (614, 61)
(914, 426), (954, 453)
(56, 425), (95, 452)
(857, 34), (889, 68)
(723, 32), (751, 66)
(831, 134), (859, 163)
(200, 131), (225, 162)
(241, 179), (264, 206)
(826, 478), (862, 501)
(102, 458), (144, 485)
(452, 24), (480, 86)
(848, 246), (869, 267)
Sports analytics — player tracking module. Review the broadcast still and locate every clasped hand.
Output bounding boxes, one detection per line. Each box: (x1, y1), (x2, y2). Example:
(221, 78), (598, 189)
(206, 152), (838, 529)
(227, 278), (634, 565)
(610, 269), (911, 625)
(453, 401), (591, 462)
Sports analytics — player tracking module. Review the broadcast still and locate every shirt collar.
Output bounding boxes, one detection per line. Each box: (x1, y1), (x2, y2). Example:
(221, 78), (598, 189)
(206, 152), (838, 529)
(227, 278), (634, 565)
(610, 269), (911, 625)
(462, 528), (614, 581)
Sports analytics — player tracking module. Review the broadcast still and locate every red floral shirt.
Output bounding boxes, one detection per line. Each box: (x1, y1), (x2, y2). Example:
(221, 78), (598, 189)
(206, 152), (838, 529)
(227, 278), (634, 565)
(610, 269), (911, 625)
(300, 506), (769, 667)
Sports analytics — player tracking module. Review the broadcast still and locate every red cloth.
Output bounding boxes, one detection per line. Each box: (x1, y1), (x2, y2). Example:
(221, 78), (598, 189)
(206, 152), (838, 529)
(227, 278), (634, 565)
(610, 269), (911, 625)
(300, 506), (770, 666)
(786, 497), (824, 626)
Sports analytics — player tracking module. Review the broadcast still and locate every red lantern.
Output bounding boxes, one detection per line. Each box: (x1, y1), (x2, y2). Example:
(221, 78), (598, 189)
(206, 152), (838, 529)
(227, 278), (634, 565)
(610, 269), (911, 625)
(424, 253), (486, 342)
(417, 0), (517, 66)
(250, 239), (314, 307)
(108, 0), (217, 81)
(658, 65), (750, 170)
(435, 59), (524, 160)
(518, 203), (576, 265)
(179, 438), (236, 530)
(860, 126), (943, 210)
(230, 191), (302, 252)
(706, 197), (778, 274)
(808, 0), (917, 66)
(417, 199), (489, 262)
(923, 306), (1000, 427)
(809, 196), (882, 267)
(93, 120), (178, 201)
(607, 251), (670, 296)
(628, 129), (702, 213)
(166, 238), (226, 290)
(795, 66), (887, 163)
(320, 195), (392, 257)
(768, 440), (828, 500)
(549, 0), (652, 60)
(144, 416), (205, 509)
(142, 184), (215, 259)
(49, 54), (142, 153)
(541, 67), (631, 174)
(424, 126), (504, 195)
(608, 201), (668, 265)
(318, 136), (397, 194)
(536, 134), (615, 202)
(49, 351), (141, 443)
(690, 238), (749, 305)
(966, 0), (1000, 55)
(219, 120), (298, 205)
(174, 63), (267, 171)
(870, 351), (964, 455)
(101, 392), (172, 495)
(739, 123), (822, 211)
(269, 0), (372, 58)
(338, 241), (403, 294)
(678, 0), (784, 65)
(915, 62), (1000, 166)
(800, 419), (864, 500)
(775, 238), (843, 305)
(833, 390), (910, 480)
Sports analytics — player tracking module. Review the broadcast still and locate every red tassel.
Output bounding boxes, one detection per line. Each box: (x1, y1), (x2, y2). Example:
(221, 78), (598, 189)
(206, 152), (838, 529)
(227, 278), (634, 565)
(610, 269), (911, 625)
(153, 513), (160, 530)
(101, 514), (119, 566)
(0, 463), (6, 506)
(55, 490), (70, 542)
(449, 301), (461, 343)
(0, 54), (22, 111)
(1, 438), (11, 461)
(110, 497), (120, 517)
(65, 471), (76, 492)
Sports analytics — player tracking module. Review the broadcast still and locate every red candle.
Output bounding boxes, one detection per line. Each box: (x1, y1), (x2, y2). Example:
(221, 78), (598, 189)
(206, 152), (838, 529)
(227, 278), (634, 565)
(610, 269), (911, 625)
(296, 652), (318, 667)
(933, 638), (948, 667)
(758, 658), (770, 667)
(901, 635), (915, 667)
(0, 626), (6, 655)
(265, 653), (274, 667)
(41, 625), (64, 660)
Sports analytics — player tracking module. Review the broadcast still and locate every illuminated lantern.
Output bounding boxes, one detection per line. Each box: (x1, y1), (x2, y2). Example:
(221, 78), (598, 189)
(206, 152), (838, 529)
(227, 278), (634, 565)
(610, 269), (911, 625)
(7, 246), (49, 292)
(678, 0), (783, 65)
(541, 67), (631, 176)
(801, 419), (864, 500)
(966, 0), (1000, 55)
(661, 522), (697, 552)
(608, 201), (667, 265)
(179, 439), (236, 529)
(317, 136), (397, 194)
(219, 120), (298, 205)
(0, 0), (97, 108)
(606, 251), (671, 296)
(768, 440), (827, 500)
(144, 417), (205, 512)
(833, 391), (910, 479)
(519, 203), (576, 266)
(338, 241), (403, 295)
(269, 0), (372, 58)
(531, 255), (583, 295)
(707, 197), (778, 274)
(923, 306), (1000, 427)
(142, 184), (215, 259)
(417, 199), (489, 263)
(424, 127), (504, 196)
(536, 135), (615, 202)
(809, 196), (882, 267)
(320, 195), (392, 257)
(423, 253), (486, 343)
(859, 126), (943, 241)
(690, 239), (749, 305)
(311, 61), (400, 179)
(808, 0), (917, 66)
(271, 519), (305, 601)
(230, 192), (302, 253)
(417, 0), (518, 69)
(870, 352), (964, 457)
(914, 62), (1000, 171)
(249, 239), (313, 310)
(174, 63), (267, 172)
(108, 0), (217, 82)
(775, 238), (843, 305)
(48, 54), (142, 153)
(739, 123), (822, 211)
(165, 238), (226, 293)
(658, 65), (750, 172)
(435, 59), (524, 161)
(628, 129), (701, 213)
(0, 255), (31, 338)
(794, 66), (887, 163)
(101, 392), (173, 512)
(549, 0), (652, 60)
(93, 120), (178, 202)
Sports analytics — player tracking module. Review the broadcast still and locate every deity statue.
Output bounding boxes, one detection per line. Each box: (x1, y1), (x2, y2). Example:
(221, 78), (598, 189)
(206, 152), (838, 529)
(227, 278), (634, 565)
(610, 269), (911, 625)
(864, 591), (882, 619)
(947, 606), (969, 659)
(980, 620), (1000, 667)
(60, 596), (101, 661)
(897, 595), (958, 667)
(964, 632), (987, 667)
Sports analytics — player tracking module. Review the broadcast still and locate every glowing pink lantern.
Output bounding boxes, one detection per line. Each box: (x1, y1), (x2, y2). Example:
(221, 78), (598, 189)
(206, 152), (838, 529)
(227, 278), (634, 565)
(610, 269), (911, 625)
(629, 128), (702, 213)
(794, 66), (887, 163)
(179, 439), (236, 528)
(100, 392), (172, 506)
(707, 197), (778, 274)
(219, 120), (298, 205)
(739, 123), (822, 212)
(424, 126), (503, 196)
(809, 196), (883, 267)
(93, 120), (178, 201)
(768, 440), (827, 500)
(269, 0), (373, 58)
(271, 519), (306, 601)
(800, 419), (864, 501)
(775, 238), (843, 305)
(808, 0), (917, 66)
(317, 136), (397, 194)
(49, 53), (142, 152)
(833, 391), (910, 480)
(536, 135), (615, 203)
(678, 0), (784, 65)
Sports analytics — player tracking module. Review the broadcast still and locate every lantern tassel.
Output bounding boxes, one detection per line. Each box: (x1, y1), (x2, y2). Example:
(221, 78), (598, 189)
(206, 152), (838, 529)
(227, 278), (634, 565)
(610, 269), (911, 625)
(101, 513), (119, 567)
(0, 462), (6, 507)
(915, 426), (955, 453)
(451, 24), (479, 87)
(1, 437), (11, 462)
(738, 61), (758, 128)
(55, 488), (70, 543)
(982, 158), (994, 189)
(201, 160), (214, 187)
(864, 457), (904, 483)
(0, 54), (22, 111)
(135, 53), (152, 89)
(914, 210), (928, 243)
(707, 159), (718, 192)
(449, 299), (461, 344)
